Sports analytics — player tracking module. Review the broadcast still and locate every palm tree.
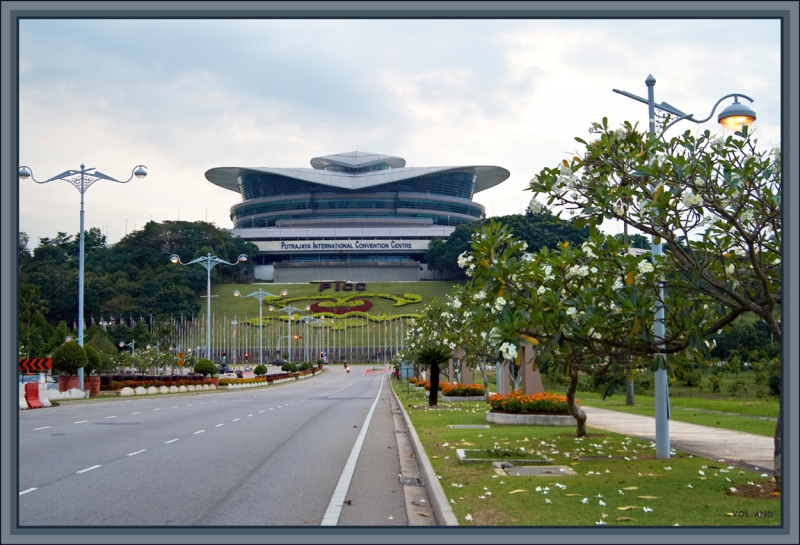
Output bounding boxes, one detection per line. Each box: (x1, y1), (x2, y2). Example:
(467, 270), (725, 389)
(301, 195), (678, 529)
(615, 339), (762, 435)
(415, 345), (451, 407)
(19, 284), (49, 358)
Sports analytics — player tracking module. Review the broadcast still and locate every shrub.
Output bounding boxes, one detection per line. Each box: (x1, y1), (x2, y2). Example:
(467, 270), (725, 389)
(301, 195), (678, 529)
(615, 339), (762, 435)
(84, 344), (102, 375)
(710, 373), (723, 393)
(51, 342), (88, 376)
(442, 383), (485, 396)
(254, 364), (267, 376)
(193, 359), (216, 376)
(281, 362), (298, 373)
(488, 391), (575, 414)
(726, 379), (748, 398)
(299, 361), (313, 371)
(408, 377), (419, 385)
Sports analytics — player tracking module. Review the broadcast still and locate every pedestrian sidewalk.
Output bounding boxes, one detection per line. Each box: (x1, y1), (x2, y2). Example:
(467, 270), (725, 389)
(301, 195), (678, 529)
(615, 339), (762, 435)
(580, 405), (775, 473)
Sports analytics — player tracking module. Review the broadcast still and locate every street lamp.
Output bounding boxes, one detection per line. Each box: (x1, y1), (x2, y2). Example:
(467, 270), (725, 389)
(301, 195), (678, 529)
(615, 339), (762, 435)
(119, 340), (136, 372)
(230, 320), (238, 365)
(234, 288), (287, 366)
(170, 252), (247, 364)
(19, 162), (147, 391)
(300, 315), (324, 363)
(269, 305), (305, 363)
(614, 74), (756, 459)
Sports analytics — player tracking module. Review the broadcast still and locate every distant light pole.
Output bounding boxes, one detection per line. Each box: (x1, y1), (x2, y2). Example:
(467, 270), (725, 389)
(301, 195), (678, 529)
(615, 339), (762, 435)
(19, 163), (147, 391)
(234, 288), (287, 366)
(614, 74), (756, 459)
(170, 252), (248, 363)
(300, 315), (324, 363)
(270, 305), (305, 363)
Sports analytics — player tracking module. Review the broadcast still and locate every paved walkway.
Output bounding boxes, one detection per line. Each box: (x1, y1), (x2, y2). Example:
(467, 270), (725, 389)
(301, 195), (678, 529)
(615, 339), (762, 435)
(580, 405), (775, 473)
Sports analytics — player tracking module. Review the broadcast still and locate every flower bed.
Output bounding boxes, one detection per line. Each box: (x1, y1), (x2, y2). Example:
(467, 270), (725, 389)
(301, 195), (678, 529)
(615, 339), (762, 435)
(488, 391), (576, 414)
(102, 378), (208, 391)
(442, 383), (485, 396)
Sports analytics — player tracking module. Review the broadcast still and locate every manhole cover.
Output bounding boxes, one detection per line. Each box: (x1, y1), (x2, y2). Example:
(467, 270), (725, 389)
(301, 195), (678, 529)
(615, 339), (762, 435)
(400, 476), (425, 487)
(447, 425), (491, 429)
(506, 466), (577, 476)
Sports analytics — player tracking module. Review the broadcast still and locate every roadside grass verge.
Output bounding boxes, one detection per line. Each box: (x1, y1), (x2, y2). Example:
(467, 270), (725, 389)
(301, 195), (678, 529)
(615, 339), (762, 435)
(393, 382), (780, 527)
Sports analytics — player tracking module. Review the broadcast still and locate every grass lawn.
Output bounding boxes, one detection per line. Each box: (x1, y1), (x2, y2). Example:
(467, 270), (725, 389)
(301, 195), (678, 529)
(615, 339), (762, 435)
(393, 382), (780, 527)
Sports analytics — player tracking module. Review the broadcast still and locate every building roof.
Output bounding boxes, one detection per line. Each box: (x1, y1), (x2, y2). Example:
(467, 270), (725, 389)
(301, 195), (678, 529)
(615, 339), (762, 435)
(205, 152), (510, 194)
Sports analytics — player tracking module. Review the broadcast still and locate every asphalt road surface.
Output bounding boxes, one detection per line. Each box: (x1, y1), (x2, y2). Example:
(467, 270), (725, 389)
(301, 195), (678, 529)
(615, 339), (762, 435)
(18, 368), (419, 526)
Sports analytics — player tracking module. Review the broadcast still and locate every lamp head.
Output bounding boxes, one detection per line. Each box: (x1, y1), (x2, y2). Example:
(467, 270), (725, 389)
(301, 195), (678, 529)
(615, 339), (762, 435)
(65, 336), (73, 343)
(718, 98), (756, 131)
(305, 306), (311, 311)
(18, 167), (31, 180)
(268, 306), (274, 312)
(119, 342), (124, 348)
(233, 290), (240, 297)
(146, 345), (151, 350)
(170, 254), (180, 264)
(133, 166), (148, 179)
(280, 289), (288, 297)
(237, 254), (248, 263)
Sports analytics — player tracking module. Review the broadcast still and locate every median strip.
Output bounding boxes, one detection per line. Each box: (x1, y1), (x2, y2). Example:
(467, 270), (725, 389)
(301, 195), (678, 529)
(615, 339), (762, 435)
(76, 465), (102, 474)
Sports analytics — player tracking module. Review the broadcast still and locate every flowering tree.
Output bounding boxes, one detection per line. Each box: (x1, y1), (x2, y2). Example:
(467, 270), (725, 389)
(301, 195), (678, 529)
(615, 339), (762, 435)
(527, 120), (781, 485)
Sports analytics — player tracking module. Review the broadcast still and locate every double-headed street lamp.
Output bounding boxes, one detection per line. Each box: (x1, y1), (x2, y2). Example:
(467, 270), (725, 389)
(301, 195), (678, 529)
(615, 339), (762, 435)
(234, 288), (287, 366)
(269, 305), (306, 363)
(19, 163), (147, 391)
(614, 74), (756, 459)
(170, 253), (247, 363)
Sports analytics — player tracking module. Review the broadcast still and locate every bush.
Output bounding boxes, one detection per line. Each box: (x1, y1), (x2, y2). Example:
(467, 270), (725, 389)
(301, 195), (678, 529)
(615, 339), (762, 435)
(709, 373), (723, 394)
(84, 344), (102, 375)
(299, 361), (313, 371)
(684, 369), (703, 388)
(316, 359), (323, 366)
(726, 379), (748, 398)
(194, 359), (217, 376)
(254, 364), (267, 376)
(51, 342), (87, 375)
(281, 362), (298, 373)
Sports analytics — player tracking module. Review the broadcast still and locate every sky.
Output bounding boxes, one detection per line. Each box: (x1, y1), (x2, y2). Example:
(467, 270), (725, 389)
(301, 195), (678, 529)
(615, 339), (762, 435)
(18, 18), (782, 248)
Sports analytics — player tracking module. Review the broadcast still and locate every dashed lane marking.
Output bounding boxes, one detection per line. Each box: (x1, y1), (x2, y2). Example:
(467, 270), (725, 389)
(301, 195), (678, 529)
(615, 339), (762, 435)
(193, 430), (206, 435)
(164, 439), (179, 444)
(76, 465), (102, 474)
(232, 418), (240, 422)
(131, 412), (141, 415)
(33, 426), (51, 431)
(19, 488), (37, 495)
(258, 410), (264, 413)
(105, 416), (117, 419)
(247, 414), (253, 417)
(153, 409), (161, 411)
(74, 421), (87, 424)
(127, 449), (147, 456)
(215, 424), (224, 427)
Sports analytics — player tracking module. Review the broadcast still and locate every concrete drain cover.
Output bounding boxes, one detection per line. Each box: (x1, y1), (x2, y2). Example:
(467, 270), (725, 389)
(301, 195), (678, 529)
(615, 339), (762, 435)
(401, 477), (425, 487)
(447, 425), (490, 429)
(505, 466), (577, 476)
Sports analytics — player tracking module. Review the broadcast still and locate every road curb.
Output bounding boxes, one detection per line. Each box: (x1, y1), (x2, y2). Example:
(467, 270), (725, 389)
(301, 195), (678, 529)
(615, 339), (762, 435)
(390, 381), (459, 526)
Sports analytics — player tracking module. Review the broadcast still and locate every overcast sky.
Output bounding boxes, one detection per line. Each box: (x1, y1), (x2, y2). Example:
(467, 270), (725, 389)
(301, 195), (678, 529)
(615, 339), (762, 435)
(18, 18), (781, 247)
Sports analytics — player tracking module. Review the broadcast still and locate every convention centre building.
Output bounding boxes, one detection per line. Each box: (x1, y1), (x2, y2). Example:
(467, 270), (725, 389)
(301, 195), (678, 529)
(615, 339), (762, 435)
(205, 151), (510, 282)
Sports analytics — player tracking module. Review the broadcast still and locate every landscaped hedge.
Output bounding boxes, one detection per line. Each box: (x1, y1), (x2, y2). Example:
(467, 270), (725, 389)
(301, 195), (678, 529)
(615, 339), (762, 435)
(488, 391), (576, 414)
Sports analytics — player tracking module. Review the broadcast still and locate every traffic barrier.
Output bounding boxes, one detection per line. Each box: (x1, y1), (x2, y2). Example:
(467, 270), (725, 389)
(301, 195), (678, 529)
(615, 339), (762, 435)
(24, 383), (43, 409)
(19, 385), (28, 410)
(18, 358), (52, 372)
(38, 383), (52, 408)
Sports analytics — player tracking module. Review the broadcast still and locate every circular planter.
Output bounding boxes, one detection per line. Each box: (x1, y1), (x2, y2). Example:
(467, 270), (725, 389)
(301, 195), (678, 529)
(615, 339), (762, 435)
(486, 410), (576, 426)
(442, 395), (486, 402)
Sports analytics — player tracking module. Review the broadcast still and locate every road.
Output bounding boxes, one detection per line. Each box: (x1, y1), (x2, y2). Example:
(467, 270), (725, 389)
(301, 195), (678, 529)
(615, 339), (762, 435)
(18, 367), (426, 526)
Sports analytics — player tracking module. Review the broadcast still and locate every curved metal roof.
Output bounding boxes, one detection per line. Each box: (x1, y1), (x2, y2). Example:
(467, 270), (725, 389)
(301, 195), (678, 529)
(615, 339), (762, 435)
(309, 151), (406, 170)
(206, 157), (509, 195)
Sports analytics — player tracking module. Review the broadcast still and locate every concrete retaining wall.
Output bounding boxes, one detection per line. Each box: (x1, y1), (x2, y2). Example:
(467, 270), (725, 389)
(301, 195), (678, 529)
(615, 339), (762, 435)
(486, 411), (576, 426)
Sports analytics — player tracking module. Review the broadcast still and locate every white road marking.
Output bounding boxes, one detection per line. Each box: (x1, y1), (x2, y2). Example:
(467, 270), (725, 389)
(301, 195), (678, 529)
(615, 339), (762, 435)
(164, 439), (179, 444)
(258, 410), (264, 413)
(19, 488), (37, 495)
(215, 424), (224, 427)
(153, 409), (161, 411)
(171, 406), (178, 409)
(127, 449), (147, 456)
(74, 421), (87, 424)
(232, 418), (240, 422)
(105, 416), (117, 419)
(33, 426), (51, 431)
(200, 402), (206, 404)
(212, 401), (217, 403)
(131, 412), (141, 415)
(76, 465), (102, 474)
(321, 376), (385, 526)
(194, 430), (205, 435)
(187, 404), (193, 406)
(269, 408), (274, 410)
(247, 414), (253, 417)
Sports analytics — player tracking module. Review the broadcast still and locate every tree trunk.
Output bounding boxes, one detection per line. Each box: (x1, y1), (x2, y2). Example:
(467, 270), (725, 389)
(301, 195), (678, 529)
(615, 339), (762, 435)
(625, 362), (635, 406)
(774, 410), (781, 491)
(478, 357), (491, 402)
(429, 362), (439, 407)
(566, 368), (587, 437)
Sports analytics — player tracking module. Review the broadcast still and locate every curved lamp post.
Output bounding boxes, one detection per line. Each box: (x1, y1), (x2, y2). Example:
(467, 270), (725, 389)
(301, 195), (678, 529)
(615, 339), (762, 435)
(19, 163), (147, 391)
(614, 74), (756, 459)
(170, 253), (247, 363)
(234, 288), (287, 366)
